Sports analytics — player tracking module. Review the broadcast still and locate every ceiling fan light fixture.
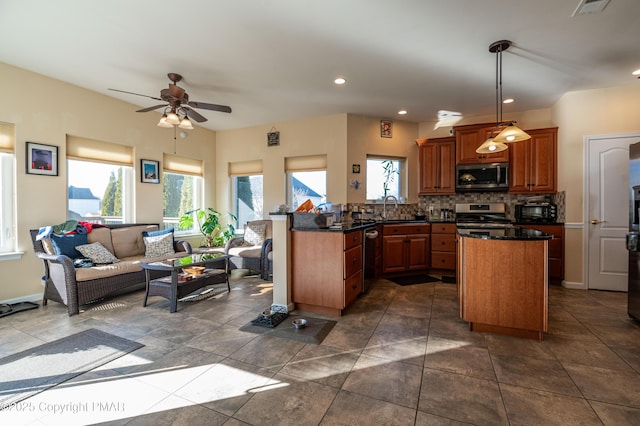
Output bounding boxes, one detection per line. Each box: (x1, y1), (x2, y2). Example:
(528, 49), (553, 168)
(166, 111), (180, 125)
(178, 116), (194, 130)
(476, 136), (508, 154)
(157, 114), (172, 128)
(493, 122), (530, 143)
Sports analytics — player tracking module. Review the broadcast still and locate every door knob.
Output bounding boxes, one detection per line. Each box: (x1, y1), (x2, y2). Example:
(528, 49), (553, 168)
(591, 219), (607, 224)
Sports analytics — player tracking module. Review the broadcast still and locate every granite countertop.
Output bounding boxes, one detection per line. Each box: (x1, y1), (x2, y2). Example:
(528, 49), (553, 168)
(458, 227), (553, 241)
(291, 220), (378, 232)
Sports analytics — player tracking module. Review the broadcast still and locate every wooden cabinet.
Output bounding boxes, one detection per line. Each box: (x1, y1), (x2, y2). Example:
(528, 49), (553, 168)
(455, 123), (509, 164)
(517, 224), (564, 283)
(291, 229), (363, 316)
(382, 223), (430, 274)
(417, 136), (456, 194)
(509, 127), (557, 193)
(458, 235), (548, 340)
(430, 223), (457, 272)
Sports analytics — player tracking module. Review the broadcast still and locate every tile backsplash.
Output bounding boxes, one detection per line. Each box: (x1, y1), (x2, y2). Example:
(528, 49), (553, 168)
(347, 191), (565, 222)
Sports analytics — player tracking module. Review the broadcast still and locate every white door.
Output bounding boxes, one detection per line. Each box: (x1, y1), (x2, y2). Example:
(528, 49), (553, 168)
(586, 134), (640, 291)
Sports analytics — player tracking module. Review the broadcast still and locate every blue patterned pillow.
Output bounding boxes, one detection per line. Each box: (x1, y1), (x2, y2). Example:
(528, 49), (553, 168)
(50, 233), (88, 259)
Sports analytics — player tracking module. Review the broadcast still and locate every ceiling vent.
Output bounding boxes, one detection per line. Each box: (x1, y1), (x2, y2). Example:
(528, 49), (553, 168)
(572, 0), (611, 16)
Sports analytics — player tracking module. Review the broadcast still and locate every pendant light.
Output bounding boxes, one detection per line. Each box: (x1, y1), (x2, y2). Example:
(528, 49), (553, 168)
(489, 40), (530, 144)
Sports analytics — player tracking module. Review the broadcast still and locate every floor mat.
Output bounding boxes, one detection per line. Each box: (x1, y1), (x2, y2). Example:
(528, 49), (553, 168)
(0, 301), (39, 318)
(0, 328), (143, 406)
(442, 275), (457, 284)
(240, 314), (337, 344)
(388, 274), (440, 286)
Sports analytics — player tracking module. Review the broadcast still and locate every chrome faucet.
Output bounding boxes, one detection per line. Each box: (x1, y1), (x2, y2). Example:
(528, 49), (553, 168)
(382, 195), (398, 220)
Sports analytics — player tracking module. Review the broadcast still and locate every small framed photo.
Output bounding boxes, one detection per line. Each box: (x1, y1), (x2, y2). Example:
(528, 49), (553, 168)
(26, 142), (58, 176)
(141, 159), (160, 184)
(380, 120), (392, 138)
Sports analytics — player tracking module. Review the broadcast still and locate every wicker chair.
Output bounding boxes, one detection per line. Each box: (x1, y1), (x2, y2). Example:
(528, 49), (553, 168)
(225, 220), (272, 280)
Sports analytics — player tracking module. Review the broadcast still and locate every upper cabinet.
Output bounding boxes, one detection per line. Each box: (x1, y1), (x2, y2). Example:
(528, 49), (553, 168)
(455, 123), (509, 164)
(417, 136), (455, 195)
(509, 127), (558, 193)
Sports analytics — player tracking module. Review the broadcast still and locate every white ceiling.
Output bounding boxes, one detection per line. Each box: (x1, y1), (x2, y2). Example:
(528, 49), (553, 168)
(1, 0), (639, 131)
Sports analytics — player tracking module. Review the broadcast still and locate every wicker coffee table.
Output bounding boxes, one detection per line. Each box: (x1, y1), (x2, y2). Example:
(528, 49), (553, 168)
(141, 253), (230, 313)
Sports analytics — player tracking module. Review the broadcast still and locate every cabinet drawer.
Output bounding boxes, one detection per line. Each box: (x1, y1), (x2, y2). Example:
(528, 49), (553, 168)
(344, 230), (363, 250)
(344, 270), (362, 307)
(383, 224), (431, 235)
(549, 258), (562, 279)
(431, 252), (456, 270)
(344, 245), (363, 278)
(432, 234), (456, 252)
(431, 223), (457, 234)
(548, 238), (562, 258)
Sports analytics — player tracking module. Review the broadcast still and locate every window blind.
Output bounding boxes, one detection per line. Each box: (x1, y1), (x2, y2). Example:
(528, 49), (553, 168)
(285, 154), (327, 172)
(66, 135), (133, 165)
(228, 160), (263, 176)
(163, 153), (203, 176)
(0, 122), (15, 153)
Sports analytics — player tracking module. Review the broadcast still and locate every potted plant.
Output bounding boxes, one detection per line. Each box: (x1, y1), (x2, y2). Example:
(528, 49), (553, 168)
(381, 160), (399, 198)
(178, 207), (237, 247)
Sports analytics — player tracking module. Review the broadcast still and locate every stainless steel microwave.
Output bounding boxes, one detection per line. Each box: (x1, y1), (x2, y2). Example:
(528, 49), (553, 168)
(455, 163), (509, 192)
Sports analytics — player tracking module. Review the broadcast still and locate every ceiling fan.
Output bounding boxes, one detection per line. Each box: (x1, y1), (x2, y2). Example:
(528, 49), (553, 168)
(109, 73), (232, 126)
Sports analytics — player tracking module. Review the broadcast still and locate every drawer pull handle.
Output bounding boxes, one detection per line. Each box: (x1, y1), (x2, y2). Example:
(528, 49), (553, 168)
(352, 285), (358, 289)
(353, 258), (357, 263)
(353, 236), (358, 241)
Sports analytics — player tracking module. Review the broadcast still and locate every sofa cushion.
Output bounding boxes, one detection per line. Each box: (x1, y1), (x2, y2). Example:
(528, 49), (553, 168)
(74, 254), (177, 282)
(76, 242), (120, 264)
(50, 233), (88, 259)
(244, 223), (266, 246)
(228, 245), (263, 258)
(111, 225), (158, 259)
(143, 232), (175, 257)
(87, 227), (115, 255)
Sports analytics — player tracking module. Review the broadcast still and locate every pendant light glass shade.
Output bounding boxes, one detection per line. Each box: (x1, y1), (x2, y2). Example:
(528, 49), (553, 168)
(157, 114), (173, 128)
(492, 122), (530, 143)
(178, 116), (194, 130)
(476, 137), (508, 154)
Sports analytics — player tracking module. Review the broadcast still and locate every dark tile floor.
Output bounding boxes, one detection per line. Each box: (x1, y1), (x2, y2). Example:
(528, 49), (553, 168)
(1, 275), (640, 425)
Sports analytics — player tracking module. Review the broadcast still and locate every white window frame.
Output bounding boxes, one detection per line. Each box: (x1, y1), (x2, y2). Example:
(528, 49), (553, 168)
(366, 155), (406, 202)
(163, 172), (203, 237)
(0, 153), (18, 259)
(230, 174), (263, 231)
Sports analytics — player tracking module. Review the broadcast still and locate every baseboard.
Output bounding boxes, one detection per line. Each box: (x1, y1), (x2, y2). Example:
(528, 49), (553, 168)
(0, 293), (42, 305)
(561, 280), (586, 290)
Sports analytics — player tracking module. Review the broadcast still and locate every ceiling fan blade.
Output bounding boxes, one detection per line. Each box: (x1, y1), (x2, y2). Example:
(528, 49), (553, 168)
(184, 107), (208, 123)
(108, 88), (163, 101)
(136, 104), (167, 112)
(188, 101), (232, 113)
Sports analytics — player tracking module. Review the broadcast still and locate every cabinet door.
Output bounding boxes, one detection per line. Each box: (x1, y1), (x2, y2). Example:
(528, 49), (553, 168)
(406, 234), (430, 270)
(437, 139), (456, 193)
(419, 142), (439, 193)
(529, 128), (557, 192)
(508, 137), (531, 193)
(382, 235), (407, 273)
(418, 137), (455, 195)
(456, 125), (509, 164)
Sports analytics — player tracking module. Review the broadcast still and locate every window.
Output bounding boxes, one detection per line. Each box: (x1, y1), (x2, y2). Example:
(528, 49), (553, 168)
(67, 136), (134, 224)
(0, 122), (16, 256)
(163, 154), (203, 234)
(229, 160), (263, 229)
(285, 155), (327, 210)
(366, 156), (404, 201)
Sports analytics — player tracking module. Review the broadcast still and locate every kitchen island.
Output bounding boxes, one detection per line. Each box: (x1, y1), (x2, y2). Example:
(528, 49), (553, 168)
(457, 227), (553, 340)
(290, 220), (376, 316)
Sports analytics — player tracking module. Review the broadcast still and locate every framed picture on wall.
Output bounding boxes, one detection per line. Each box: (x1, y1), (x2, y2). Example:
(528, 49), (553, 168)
(141, 159), (160, 184)
(380, 120), (392, 138)
(26, 142), (58, 176)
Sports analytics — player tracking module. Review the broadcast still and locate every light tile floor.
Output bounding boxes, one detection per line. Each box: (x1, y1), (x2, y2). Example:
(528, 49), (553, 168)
(1, 276), (640, 425)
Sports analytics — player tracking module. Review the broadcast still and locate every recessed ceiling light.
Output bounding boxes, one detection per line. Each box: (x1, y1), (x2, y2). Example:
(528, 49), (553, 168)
(334, 77), (346, 85)
(398, 110), (407, 115)
(503, 98), (514, 104)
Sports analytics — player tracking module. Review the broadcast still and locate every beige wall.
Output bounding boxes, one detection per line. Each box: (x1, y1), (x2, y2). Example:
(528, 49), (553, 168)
(0, 62), (217, 301)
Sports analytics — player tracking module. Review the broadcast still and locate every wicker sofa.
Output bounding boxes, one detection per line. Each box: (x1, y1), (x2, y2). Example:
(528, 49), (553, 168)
(225, 219), (272, 280)
(30, 223), (192, 316)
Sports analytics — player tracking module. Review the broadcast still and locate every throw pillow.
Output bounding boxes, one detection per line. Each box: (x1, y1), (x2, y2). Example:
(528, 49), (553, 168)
(244, 223), (266, 246)
(50, 233), (88, 259)
(143, 231), (175, 257)
(76, 242), (119, 264)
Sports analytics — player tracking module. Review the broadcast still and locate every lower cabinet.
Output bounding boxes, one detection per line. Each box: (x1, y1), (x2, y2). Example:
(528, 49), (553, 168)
(517, 224), (564, 283)
(291, 229), (363, 316)
(382, 224), (430, 274)
(430, 222), (457, 272)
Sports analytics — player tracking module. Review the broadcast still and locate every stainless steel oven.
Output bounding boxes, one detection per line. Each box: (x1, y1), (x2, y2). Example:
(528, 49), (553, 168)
(455, 203), (514, 231)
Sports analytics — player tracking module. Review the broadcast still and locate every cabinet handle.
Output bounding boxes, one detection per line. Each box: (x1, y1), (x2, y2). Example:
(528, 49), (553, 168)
(353, 236), (358, 241)
(352, 285), (358, 289)
(353, 258), (357, 263)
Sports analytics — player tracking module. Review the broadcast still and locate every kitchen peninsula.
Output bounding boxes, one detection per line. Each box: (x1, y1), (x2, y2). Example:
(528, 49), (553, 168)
(290, 219), (376, 316)
(457, 227), (552, 340)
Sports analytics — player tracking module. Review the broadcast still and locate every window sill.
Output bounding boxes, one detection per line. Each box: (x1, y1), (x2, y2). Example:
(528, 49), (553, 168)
(0, 251), (24, 262)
